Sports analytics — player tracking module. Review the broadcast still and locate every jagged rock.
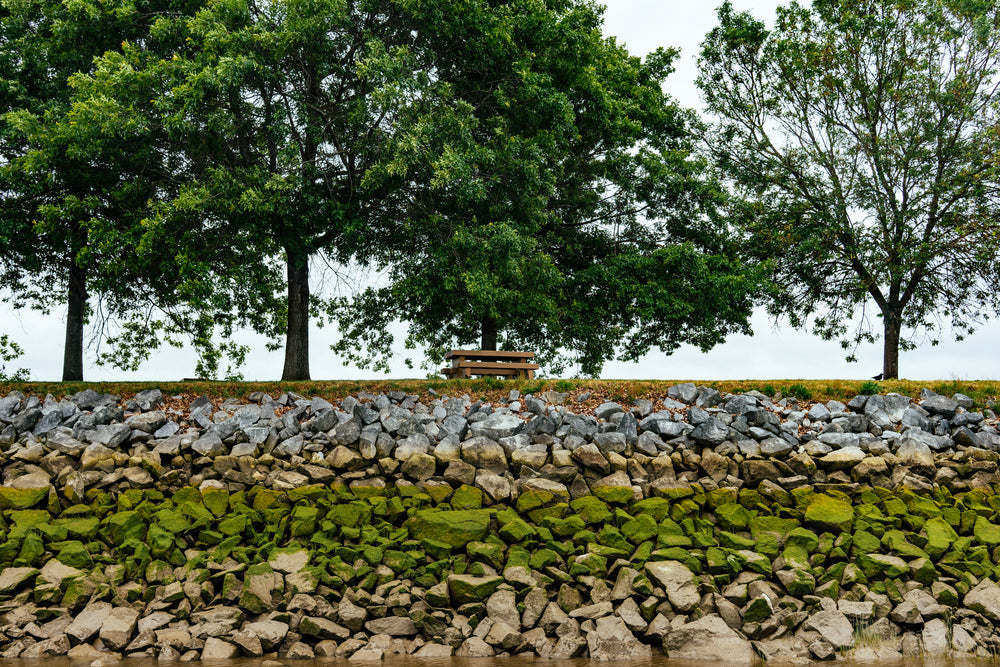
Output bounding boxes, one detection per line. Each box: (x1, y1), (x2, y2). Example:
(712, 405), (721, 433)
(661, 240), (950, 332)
(664, 615), (755, 664)
(456, 637), (495, 657)
(802, 610), (854, 650)
(964, 579), (1000, 622)
(644, 561), (699, 612)
(586, 615), (651, 660)
(246, 620), (289, 650)
(0, 566), (38, 594)
(66, 601), (113, 644)
(97, 606), (139, 651)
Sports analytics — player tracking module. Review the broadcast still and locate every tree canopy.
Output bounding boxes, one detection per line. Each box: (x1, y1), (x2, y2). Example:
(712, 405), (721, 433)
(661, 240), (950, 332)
(333, 0), (757, 377)
(699, 0), (1000, 379)
(3, 0), (759, 380)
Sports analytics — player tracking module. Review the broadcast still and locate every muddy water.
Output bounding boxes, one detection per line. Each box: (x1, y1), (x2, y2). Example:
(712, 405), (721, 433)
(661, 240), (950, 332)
(1, 656), (997, 667)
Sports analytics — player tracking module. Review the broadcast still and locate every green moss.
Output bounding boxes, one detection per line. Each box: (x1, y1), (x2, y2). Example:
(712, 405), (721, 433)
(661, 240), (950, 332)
(406, 509), (492, 548)
(591, 485), (634, 504)
(448, 574), (503, 603)
(529, 548), (559, 570)
(974, 515), (1000, 546)
(450, 485), (483, 511)
(622, 514), (658, 544)
(631, 498), (672, 521)
(716, 503), (752, 532)
(852, 530), (881, 555)
(498, 517), (536, 543)
(804, 494), (854, 533)
(542, 514), (586, 538)
(0, 487), (48, 510)
(718, 531), (755, 550)
(570, 496), (613, 525)
(923, 517), (958, 560)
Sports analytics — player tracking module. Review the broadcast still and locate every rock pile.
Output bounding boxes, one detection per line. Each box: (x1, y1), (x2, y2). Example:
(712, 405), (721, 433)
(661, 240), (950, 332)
(0, 384), (999, 663)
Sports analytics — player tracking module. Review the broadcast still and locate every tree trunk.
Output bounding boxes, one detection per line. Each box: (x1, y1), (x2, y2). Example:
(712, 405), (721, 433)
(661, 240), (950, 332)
(481, 315), (497, 351)
(62, 261), (87, 381)
(281, 247), (311, 381)
(883, 309), (901, 380)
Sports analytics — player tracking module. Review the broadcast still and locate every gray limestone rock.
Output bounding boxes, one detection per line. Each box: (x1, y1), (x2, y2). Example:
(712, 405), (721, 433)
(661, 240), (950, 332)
(802, 610), (854, 650)
(664, 614), (755, 664)
(690, 418), (729, 446)
(201, 637), (239, 660)
(964, 579), (1000, 622)
(644, 561), (699, 613)
(460, 436), (508, 473)
(66, 601), (113, 644)
(586, 615), (651, 661)
(469, 413), (524, 440)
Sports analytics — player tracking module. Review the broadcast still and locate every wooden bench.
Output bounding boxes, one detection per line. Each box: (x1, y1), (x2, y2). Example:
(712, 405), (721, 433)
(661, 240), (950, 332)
(441, 350), (539, 379)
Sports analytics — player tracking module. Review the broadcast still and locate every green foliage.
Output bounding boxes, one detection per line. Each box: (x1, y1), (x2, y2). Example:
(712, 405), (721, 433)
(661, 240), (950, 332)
(699, 0), (1000, 379)
(860, 380), (883, 396)
(0, 335), (28, 382)
(761, 383), (776, 397)
(787, 383), (813, 401)
(332, 0), (757, 377)
(520, 380), (547, 395)
(554, 380), (576, 393)
(477, 377), (506, 391)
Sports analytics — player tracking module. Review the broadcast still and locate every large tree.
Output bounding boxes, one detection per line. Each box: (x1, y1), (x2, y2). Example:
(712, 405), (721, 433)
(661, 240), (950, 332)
(334, 0), (757, 376)
(0, 0), (222, 380)
(699, 0), (1000, 379)
(92, 0), (432, 381)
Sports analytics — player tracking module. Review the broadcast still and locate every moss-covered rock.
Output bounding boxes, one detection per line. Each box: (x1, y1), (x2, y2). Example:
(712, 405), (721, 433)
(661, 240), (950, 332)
(859, 553), (909, 579)
(106, 511), (145, 545)
(716, 503), (752, 532)
(591, 485), (634, 504)
(622, 514), (658, 544)
(805, 494), (853, 533)
(632, 498), (672, 522)
(542, 514), (586, 538)
(447, 574), (503, 604)
(56, 541), (93, 569)
(974, 515), (1000, 546)
(498, 517), (535, 543)
(240, 562), (278, 613)
(0, 487), (48, 510)
(570, 496), (612, 525)
(923, 517), (958, 560)
(451, 485), (484, 510)
(406, 510), (492, 548)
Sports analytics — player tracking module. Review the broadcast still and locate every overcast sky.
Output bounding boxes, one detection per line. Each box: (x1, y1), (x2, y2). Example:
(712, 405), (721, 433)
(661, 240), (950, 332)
(4, 0), (999, 383)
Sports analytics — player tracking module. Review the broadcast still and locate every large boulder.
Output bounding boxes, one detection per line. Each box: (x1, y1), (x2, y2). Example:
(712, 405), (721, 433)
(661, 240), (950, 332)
(664, 615), (755, 664)
(804, 494), (854, 533)
(586, 616), (651, 661)
(644, 561), (700, 613)
(405, 509), (492, 548)
(964, 579), (1000, 622)
(802, 610), (854, 650)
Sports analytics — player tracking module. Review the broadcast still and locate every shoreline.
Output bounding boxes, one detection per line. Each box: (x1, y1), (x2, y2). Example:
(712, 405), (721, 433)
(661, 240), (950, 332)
(0, 384), (999, 663)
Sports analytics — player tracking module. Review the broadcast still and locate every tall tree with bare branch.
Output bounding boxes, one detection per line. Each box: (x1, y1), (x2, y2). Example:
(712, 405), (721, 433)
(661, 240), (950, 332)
(699, 0), (1000, 379)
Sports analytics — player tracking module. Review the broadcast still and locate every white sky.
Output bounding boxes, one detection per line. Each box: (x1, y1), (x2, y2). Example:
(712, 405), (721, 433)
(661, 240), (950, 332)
(3, 0), (999, 382)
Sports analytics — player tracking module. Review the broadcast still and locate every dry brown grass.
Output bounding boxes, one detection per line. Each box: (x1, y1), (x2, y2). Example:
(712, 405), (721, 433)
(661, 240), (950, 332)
(1, 377), (998, 410)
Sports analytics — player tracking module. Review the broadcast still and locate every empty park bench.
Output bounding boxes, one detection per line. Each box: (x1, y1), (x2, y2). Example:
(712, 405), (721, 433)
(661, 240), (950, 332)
(441, 350), (540, 379)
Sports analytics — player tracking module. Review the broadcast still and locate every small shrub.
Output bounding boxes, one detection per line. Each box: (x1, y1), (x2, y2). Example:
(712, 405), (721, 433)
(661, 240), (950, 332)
(554, 379), (575, 392)
(0, 335), (28, 382)
(521, 380), (546, 395)
(762, 383), (776, 397)
(859, 380), (882, 395)
(478, 376), (505, 390)
(787, 383), (813, 401)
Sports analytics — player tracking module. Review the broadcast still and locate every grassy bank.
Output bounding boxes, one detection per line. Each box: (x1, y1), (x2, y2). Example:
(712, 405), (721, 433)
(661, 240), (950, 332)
(2, 378), (999, 410)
